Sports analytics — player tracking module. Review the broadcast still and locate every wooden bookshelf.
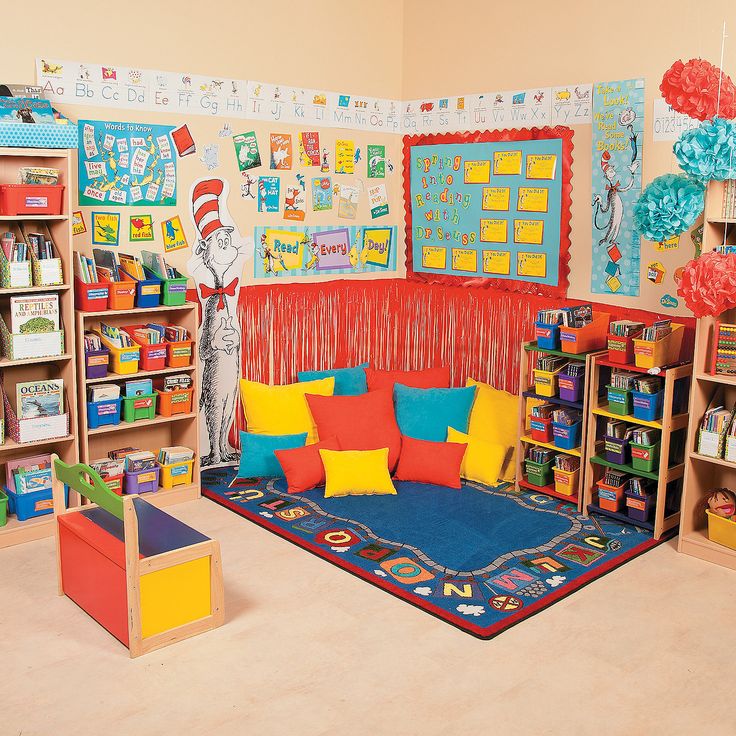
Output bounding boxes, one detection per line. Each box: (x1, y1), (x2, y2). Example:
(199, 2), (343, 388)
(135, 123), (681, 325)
(0, 147), (79, 549)
(75, 302), (200, 508)
(678, 179), (736, 568)
(582, 353), (692, 541)
(515, 341), (604, 511)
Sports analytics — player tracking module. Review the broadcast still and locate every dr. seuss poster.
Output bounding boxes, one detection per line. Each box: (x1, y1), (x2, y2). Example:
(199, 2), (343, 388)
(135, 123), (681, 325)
(311, 177), (333, 211)
(270, 133), (292, 169)
(233, 131), (261, 172)
(591, 79), (644, 296)
(78, 120), (176, 206)
(258, 176), (280, 212)
(253, 225), (397, 278)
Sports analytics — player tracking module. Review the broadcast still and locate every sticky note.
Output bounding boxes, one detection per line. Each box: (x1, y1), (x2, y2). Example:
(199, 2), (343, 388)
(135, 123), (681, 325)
(422, 246), (447, 269)
(451, 248), (478, 272)
(526, 154), (557, 179)
(517, 187), (549, 212)
(464, 160), (491, 184)
(482, 187), (510, 211)
(480, 219), (508, 243)
(482, 250), (511, 275)
(514, 219), (544, 245)
(493, 150), (523, 175)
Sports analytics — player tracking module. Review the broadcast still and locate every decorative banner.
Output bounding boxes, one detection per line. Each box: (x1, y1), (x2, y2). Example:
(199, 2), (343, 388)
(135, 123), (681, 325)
(91, 212), (120, 245)
(269, 133), (292, 169)
(161, 215), (188, 251)
(258, 176), (280, 212)
(591, 79), (644, 297)
(71, 211), (86, 236)
(129, 214), (154, 241)
(233, 131), (261, 172)
(254, 225), (397, 278)
(404, 128), (573, 297)
(367, 144), (386, 178)
(311, 177), (333, 211)
(78, 119), (176, 206)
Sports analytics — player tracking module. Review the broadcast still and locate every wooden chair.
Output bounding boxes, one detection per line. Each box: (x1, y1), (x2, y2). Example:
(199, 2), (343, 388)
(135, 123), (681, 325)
(51, 455), (224, 657)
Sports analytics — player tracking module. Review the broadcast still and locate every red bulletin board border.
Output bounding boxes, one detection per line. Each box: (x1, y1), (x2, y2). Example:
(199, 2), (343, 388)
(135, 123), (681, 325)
(402, 126), (574, 298)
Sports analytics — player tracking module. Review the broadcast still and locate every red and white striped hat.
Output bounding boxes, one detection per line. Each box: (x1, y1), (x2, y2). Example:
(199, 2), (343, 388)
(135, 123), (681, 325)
(191, 179), (233, 241)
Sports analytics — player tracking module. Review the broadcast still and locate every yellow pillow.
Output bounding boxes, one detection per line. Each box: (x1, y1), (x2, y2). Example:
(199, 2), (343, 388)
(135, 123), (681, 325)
(240, 377), (334, 443)
(319, 448), (397, 498)
(466, 378), (519, 482)
(447, 427), (505, 487)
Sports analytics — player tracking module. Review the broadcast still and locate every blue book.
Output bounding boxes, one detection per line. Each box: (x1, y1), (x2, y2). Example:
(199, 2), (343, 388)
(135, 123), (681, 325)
(0, 97), (56, 125)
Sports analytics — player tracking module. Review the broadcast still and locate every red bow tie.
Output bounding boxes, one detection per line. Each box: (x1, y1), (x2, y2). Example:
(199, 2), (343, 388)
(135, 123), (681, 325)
(199, 279), (238, 311)
(606, 181), (621, 191)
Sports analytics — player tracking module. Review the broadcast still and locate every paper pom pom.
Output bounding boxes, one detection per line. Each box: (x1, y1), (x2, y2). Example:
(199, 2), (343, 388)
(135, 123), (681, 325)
(660, 58), (736, 121)
(633, 174), (705, 241)
(674, 117), (736, 181)
(677, 251), (736, 317)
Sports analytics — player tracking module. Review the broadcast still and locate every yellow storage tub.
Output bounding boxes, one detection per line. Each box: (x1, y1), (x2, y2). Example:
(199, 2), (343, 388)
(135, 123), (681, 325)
(534, 363), (566, 398)
(553, 467), (579, 496)
(706, 509), (736, 551)
(633, 323), (685, 369)
(97, 332), (141, 374)
(159, 459), (195, 489)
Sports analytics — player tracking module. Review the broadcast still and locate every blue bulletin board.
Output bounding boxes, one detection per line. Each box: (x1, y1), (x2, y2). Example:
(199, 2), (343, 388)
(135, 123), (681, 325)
(403, 127), (573, 296)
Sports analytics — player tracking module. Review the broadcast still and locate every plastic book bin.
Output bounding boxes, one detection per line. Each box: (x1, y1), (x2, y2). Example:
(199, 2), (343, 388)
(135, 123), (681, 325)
(534, 364), (566, 397)
(553, 467), (579, 496)
(706, 510), (736, 551)
(0, 184), (64, 215)
(124, 466), (160, 494)
(122, 325), (168, 371)
(633, 323), (685, 369)
(87, 398), (122, 430)
(632, 390), (664, 422)
(75, 278), (109, 312)
(122, 393), (157, 423)
(626, 490), (654, 523)
(534, 322), (560, 351)
(631, 441), (660, 473)
(529, 415), (553, 443)
(157, 388), (194, 417)
(99, 275), (136, 311)
(166, 336), (194, 368)
(525, 458), (554, 487)
(0, 488), (7, 527)
(85, 347), (110, 379)
(606, 385), (632, 415)
(558, 369), (583, 402)
(5, 453), (67, 522)
(597, 480), (627, 512)
(559, 312), (610, 354)
(552, 421), (581, 450)
(604, 435), (630, 465)
(120, 269), (161, 309)
(143, 266), (188, 307)
(607, 332), (641, 365)
(97, 332), (140, 375)
(159, 459), (195, 489)
(104, 473), (124, 496)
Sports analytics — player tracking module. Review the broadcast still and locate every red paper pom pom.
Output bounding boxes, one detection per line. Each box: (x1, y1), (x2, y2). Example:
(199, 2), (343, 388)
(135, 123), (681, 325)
(660, 58), (736, 121)
(677, 251), (736, 317)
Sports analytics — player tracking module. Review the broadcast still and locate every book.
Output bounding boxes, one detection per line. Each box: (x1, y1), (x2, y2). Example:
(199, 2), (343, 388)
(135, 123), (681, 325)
(89, 384), (120, 403)
(16, 379), (63, 419)
(123, 450), (157, 472)
(118, 253), (145, 281)
(90, 457), (124, 478)
(100, 323), (133, 348)
(74, 251), (97, 284)
(9, 294), (59, 334)
(92, 248), (120, 282)
(162, 374), (192, 391)
(0, 96), (56, 124)
(13, 459), (52, 495)
(158, 446), (194, 465)
(171, 124), (196, 156)
(124, 378), (153, 397)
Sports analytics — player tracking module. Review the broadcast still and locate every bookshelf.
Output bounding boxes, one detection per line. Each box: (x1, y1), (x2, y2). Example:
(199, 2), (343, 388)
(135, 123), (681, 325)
(583, 354), (692, 540)
(75, 302), (200, 510)
(679, 179), (736, 568)
(515, 341), (604, 511)
(0, 147), (79, 549)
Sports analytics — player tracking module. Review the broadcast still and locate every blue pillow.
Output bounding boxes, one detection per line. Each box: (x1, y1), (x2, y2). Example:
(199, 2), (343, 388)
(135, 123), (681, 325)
(393, 385), (476, 442)
(298, 363), (368, 396)
(238, 431), (307, 478)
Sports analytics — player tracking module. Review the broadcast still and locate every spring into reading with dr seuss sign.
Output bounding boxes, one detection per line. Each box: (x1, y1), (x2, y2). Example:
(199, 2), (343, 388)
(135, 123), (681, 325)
(409, 134), (565, 288)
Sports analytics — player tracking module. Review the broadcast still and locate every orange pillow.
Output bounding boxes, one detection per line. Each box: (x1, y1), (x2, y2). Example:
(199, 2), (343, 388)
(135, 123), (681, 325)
(394, 436), (467, 489)
(275, 436), (341, 494)
(366, 366), (451, 392)
(306, 390), (402, 470)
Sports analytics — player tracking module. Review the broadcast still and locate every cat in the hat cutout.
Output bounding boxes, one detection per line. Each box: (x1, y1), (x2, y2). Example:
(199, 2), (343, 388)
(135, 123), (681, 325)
(187, 177), (251, 467)
(592, 144), (639, 249)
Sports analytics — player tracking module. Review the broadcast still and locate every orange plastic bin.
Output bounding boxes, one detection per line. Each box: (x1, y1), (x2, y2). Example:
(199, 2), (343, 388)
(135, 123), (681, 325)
(560, 312), (611, 354)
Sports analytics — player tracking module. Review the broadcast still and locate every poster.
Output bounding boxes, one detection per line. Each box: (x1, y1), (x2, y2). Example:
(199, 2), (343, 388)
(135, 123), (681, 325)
(367, 144), (386, 178)
(258, 176), (280, 212)
(91, 212), (120, 245)
(161, 215), (188, 251)
(78, 119), (176, 206)
(254, 225), (397, 278)
(233, 131), (261, 171)
(335, 139), (355, 174)
(367, 183), (389, 218)
(406, 128), (572, 295)
(283, 183), (306, 221)
(269, 133), (292, 169)
(591, 79), (644, 296)
(72, 211), (86, 236)
(299, 132), (320, 166)
(129, 214), (154, 241)
(337, 183), (359, 219)
(311, 177), (333, 211)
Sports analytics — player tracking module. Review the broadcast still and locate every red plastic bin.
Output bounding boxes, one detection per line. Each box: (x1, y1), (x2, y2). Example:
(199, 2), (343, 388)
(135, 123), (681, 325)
(607, 333), (640, 365)
(529, 415), (553, 443)
(122, 324), (168, 370)
(0, 184), (64, 215)
(75, 277), (110, 311)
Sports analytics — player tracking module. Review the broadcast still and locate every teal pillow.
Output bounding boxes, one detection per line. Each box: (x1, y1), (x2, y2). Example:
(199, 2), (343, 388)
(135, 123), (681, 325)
(238, 431), (307, 478)
(298, 362), (368, 396)
(394, 384), (476, 442)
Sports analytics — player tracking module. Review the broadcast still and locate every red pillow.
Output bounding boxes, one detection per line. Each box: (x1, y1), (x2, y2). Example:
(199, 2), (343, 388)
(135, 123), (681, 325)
(306, 390), (402, 470)
(275, 436), (341, 493)
(366, 367), (451, 392)
(394, 436), (467, 489)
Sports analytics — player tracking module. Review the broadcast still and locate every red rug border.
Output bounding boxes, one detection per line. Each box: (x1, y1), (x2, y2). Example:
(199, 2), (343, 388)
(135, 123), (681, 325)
(203, 486), (670, 640)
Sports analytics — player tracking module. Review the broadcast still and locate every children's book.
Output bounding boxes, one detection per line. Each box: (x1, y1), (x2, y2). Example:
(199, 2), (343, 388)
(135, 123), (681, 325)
(16, 379), (63, 419)
(9, 294), (59, 334)
(92, 248), (120, 282)
(124, 379), (153, 397)
(0, 96), (56, 124)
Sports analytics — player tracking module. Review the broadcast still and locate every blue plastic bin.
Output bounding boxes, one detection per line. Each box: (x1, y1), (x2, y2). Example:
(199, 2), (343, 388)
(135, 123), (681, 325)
(535, 322), (560, 351)
(6, 484), (68, 521)
(632, 390), (664, 422)
(552, 421), (581, 450)
(87, 397), (122, 429)
(120, 268), (161, 308)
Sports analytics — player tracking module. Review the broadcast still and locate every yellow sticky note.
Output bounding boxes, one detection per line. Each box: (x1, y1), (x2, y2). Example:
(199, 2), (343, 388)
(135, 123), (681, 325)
(526, 154), (557, 179)
(482, 187), (510, 211)
(480, 218), (508, 243)
(265, 229), (304, 271)
(493, 150), (522, 175)
(517, 187), (549, 212)
(482, 250), (511, 275)
(517, 252), (547, 278)
(464, 160), (491, 184)
(514, 219), (544, 245)
(422, 246), (447, 269)
(451, 248), (477, 272)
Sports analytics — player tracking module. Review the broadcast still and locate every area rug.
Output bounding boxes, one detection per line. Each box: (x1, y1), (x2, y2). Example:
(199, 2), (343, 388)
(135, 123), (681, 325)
(202, 467), (669, 639)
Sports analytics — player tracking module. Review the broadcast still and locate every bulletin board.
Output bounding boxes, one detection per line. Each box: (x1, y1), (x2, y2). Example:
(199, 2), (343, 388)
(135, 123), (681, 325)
(403, 127), (573, 296)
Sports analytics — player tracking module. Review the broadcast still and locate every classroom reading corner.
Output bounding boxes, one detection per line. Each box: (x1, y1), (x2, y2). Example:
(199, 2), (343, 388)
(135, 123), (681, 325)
(3, 1), (736, 733)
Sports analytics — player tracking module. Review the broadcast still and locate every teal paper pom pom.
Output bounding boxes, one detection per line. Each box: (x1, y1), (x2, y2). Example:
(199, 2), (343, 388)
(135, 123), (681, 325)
(633, 174), (705, 241)
(674, 117), (736, 182)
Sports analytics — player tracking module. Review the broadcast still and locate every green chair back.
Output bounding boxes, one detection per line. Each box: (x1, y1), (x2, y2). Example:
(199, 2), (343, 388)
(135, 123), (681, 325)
(53, 458), (124, 521)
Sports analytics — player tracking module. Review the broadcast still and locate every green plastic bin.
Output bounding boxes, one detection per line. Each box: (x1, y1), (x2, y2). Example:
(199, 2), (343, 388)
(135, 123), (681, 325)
(631, 441), (660, 473)
(525, 458), (553, 487)
(143, 266), (188, 307)
(606, 385), (632, 416)
(0, 487), (7, 526)
(122, 393), (158, 423)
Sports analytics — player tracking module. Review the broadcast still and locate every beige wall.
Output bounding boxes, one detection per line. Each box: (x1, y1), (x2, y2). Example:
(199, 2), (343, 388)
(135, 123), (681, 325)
(403, 0), (736, 314)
